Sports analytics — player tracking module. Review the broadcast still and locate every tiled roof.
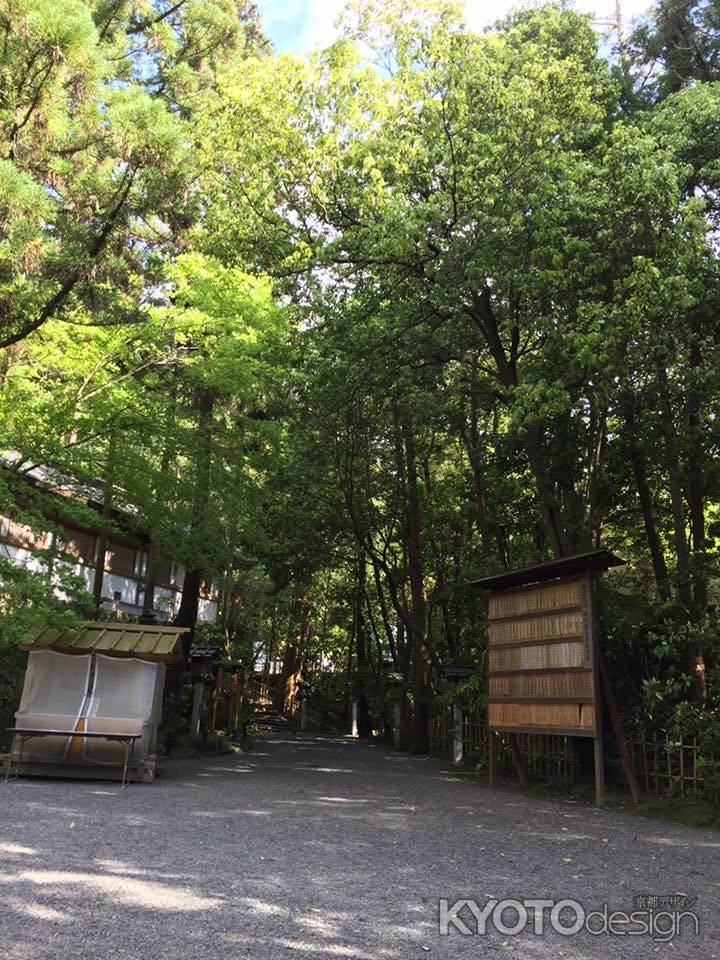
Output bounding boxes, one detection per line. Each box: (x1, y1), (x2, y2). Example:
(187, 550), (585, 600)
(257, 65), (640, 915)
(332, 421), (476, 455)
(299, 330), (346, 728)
(21, 621), (187, 662)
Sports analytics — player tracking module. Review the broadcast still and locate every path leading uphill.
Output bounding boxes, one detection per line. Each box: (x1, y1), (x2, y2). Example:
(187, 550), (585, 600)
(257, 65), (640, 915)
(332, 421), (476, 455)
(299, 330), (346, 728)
(0, 733), (717, 959)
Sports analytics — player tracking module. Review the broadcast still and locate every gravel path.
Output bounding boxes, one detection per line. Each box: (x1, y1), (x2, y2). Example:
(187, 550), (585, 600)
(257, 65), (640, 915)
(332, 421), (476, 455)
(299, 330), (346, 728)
(0, 732), (717, 959)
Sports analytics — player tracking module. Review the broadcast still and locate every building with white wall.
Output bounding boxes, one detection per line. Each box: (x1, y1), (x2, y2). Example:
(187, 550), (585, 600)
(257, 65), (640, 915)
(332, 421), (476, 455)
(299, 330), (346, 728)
(0, 493), (219, 624)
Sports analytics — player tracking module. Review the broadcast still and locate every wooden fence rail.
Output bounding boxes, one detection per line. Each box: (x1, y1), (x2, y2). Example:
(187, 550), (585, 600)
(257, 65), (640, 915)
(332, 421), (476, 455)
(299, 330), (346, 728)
(288, 702), (327, 731)
(246, 677), (273, 703)
(632, 732), (704, 800)
(431, 709), (710, 801)
(429, 709), (578, 783)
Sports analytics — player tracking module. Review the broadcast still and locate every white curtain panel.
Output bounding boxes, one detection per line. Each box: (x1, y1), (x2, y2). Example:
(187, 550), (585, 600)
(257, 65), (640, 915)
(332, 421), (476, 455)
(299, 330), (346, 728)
(15, 650), (91, 759)
(84, 655), (164, 764)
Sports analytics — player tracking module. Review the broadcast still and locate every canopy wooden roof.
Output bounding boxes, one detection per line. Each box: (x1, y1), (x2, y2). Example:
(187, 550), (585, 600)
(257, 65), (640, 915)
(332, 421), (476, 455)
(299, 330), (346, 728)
(467, 549), (626, 592)
(20, 621), (187, 663)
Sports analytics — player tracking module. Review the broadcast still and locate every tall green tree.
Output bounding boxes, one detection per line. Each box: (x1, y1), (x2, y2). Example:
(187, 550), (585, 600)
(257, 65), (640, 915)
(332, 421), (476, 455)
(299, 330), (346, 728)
(0, 0), (265, 349)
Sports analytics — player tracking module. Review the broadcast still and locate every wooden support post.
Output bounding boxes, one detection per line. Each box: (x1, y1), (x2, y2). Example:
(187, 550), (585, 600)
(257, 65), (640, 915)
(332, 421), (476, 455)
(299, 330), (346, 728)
(300, 698), (307, 732)
(210, 668), (223, 735)
(488, 729), (497, 787)
(453, 704), (463, 767)
(508, 732), (527, 787)
(589, 572), (605, 806)
(228, 689), (235, 733)
(600, 656), (641, 803)
(594, 734), (605, 806)
(230, 675), (240, 732)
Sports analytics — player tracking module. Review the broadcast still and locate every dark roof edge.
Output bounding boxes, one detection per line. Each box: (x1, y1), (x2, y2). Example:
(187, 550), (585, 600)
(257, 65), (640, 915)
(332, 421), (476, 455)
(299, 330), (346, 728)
(467, 548), (626, 592)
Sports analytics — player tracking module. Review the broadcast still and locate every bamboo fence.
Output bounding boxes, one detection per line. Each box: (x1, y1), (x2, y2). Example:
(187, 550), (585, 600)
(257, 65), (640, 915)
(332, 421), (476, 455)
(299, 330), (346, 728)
(431, 708), (711, 801)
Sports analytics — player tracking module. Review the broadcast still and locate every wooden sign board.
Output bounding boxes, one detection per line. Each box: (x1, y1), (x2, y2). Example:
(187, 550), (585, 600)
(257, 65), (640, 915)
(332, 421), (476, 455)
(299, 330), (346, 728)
(441, 665), (475, 682)
(487, 573), (598, 737)
(468, 549), (627, 805)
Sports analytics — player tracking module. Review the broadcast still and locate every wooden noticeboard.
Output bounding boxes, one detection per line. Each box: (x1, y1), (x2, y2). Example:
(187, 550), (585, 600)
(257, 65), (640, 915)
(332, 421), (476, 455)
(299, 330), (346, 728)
(468, 549), (627, 805)
(487, 573), (598, 737)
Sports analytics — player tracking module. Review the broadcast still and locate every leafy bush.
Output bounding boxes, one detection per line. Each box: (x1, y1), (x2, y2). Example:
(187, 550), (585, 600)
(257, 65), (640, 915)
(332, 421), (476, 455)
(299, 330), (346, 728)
(435, 670), (488, 713)
(667, 702), (720, 806)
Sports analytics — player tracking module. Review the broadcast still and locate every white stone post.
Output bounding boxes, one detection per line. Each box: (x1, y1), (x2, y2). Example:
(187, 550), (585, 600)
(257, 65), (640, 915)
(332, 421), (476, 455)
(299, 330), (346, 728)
(393, 701), (402, 748)
(190, 680), (204, 738)
(453, 703), (463, 767)
(351, 699), (358, 737)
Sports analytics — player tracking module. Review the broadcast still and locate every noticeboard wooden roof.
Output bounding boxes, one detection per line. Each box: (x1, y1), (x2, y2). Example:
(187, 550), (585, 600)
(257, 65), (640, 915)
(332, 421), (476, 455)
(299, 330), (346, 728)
(20, 621), (187, 663)
(467, 549), (625, 593)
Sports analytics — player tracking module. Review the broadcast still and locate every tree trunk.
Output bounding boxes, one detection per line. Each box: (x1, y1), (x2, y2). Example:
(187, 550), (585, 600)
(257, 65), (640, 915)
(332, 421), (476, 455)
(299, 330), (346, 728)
(361, 576), (386, 681)
(273, 593), (311, 713)
(92, 430), (118, 614)
(401, 413), (429, 753)
(142, 390), (176, 622)
(586, 397), (608, 549)
(621, 394), (671, 602)
(355, 562), (372, 738)
(174, 389), (215, 656)
(657, 369), (692, 611)
(344, 627), (353, 725)
(687, 340), (708, 617)
(273, 638), (300, 713)
(657, 367), (706, 701)
(523, 424), (570, 558)
(461, 355), (492, 554)
(396, 619), (412, 747)
(370, 555), (398, 666)
(467, 290), (570, 558)
(141, 538), (159, 620)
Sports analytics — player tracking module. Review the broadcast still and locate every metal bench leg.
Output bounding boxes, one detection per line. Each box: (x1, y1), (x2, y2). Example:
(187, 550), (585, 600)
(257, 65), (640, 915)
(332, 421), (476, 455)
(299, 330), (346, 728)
(121, 741), (129, 788)
(121, 739), (135, 788)
(5, 736), (24, 783)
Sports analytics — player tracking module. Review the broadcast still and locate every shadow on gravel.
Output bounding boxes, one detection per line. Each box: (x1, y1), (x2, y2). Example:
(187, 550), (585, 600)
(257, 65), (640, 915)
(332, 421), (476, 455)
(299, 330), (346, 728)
(0, 731), (716, 960)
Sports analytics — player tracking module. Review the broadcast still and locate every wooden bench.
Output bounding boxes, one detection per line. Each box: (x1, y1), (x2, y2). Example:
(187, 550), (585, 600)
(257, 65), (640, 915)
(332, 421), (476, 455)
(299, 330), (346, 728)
(5, 728), (141, 788)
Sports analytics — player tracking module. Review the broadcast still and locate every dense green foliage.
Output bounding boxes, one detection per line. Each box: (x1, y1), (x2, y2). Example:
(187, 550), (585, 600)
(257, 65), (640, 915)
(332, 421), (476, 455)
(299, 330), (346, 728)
(1, 0), (719, 762)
